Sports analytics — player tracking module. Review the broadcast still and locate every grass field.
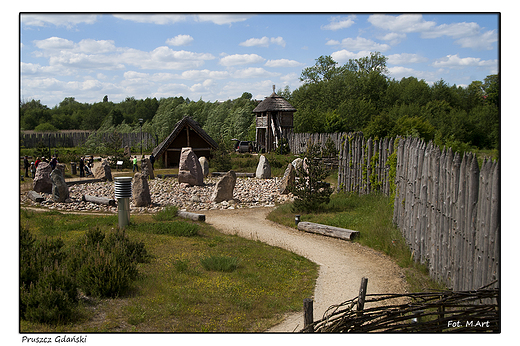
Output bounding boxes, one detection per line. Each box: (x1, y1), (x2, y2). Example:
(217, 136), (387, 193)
(19, 208), (318, 332)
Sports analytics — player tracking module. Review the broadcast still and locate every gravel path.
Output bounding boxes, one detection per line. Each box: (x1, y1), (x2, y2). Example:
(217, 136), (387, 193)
(203, 207), (409, 333)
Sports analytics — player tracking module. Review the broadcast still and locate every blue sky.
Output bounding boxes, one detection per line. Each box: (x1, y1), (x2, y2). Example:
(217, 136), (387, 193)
(20, 13), (499, 108)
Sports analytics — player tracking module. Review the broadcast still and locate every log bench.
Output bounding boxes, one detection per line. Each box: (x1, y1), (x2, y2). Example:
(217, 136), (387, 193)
(297, 221), (359, 241)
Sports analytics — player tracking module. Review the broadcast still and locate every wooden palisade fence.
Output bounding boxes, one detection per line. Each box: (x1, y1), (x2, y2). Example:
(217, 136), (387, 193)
(335, 133), (499, 292)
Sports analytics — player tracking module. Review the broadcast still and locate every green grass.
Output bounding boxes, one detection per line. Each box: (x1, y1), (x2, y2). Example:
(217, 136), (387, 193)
(267, 192), (445, 293)
(19, 208), (318, 332)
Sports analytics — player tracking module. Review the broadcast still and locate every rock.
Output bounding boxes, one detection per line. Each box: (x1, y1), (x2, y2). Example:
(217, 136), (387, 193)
(56, 163), (66, 175)
(33, 162), (53, 193)
(178, 147), (203, 186)
(132, 172), (151, 207)
(279, 163), (296, 194)
(94, 159), (113, 181)
(211, 170), (236, 203)
(124, 146), (131, 157)
(27, 190), (44, 203)
(292, 158), (303, 171)
(256, 155), (271, 179)
(199, 156), (209, 177)
(141, 158), (154, 179)
(50, 168), (70, 202)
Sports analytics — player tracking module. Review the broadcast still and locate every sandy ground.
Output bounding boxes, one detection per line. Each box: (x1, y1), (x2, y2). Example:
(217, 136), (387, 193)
(203, 207), (409, 333)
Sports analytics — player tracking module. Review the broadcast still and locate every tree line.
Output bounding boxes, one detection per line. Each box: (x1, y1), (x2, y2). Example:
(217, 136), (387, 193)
(20, 52), (499, 153)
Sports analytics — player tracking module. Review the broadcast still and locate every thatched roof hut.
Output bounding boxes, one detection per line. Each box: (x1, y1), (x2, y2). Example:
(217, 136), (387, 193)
(253, 86), (296, 152)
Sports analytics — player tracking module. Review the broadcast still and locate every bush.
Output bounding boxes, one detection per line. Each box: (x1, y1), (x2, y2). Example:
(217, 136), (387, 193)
(200, 255), (239, 272)
(19, 228), (78, 324)
(290, 143), (334, 213)
(68, 228), (150, 298)
(152, 205), (179, 221)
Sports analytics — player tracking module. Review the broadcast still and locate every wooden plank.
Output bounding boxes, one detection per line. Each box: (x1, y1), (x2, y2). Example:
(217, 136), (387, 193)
(177, 210), (206, 222)
(82, 194), (116, 206)
(297, 221), (359, 241)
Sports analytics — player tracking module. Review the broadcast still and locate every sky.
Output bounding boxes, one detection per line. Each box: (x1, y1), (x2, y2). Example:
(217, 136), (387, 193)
(19, 12), (499, 108)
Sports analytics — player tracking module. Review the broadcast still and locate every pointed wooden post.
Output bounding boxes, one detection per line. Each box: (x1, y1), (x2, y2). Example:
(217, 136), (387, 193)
(303, 298), (314, 332)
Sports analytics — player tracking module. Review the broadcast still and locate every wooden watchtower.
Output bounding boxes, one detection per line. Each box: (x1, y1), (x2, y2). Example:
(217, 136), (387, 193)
(253, 85), (296, 152)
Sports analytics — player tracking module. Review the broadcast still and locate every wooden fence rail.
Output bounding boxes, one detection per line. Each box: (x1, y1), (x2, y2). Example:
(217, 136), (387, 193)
(335, 133), (499, 292)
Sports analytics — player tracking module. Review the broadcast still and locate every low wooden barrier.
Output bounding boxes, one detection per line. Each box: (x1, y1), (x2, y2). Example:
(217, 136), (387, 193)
(297, 221), (359, 241)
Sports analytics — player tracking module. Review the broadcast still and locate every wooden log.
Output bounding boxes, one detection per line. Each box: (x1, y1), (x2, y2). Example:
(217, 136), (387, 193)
(297, 221), (359, 241)
(27, 190), (44, 203)
(357, 277), (369, 311)
(82, 195), (116, 206)
(177, 210), (206, 222)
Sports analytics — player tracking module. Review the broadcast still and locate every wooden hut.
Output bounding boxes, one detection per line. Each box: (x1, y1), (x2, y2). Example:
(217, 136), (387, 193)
(253, 86), (296, 152)
(152, 116), (218, 168)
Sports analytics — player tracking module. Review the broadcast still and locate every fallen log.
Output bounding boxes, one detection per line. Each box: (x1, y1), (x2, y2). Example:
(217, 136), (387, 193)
(82, 195), (116, 207)
(177, 210), (206, 222)
(297, 221), (359, 241)
(27, 191), (44, 203)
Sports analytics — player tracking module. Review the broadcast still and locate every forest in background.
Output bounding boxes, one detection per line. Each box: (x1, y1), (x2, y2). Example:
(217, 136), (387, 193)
(20, 52), (499, 154)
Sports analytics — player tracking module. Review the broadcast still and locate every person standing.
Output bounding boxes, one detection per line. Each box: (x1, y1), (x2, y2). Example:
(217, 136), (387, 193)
(79, 156), (85, 177)
(34, 157), (41, 169)
(132, 156), (138, 172)
(149, 153), (155, 170)
(23, 156), (29, 177)
(30, 162), (36, 178)
(50, 156), (58, 170)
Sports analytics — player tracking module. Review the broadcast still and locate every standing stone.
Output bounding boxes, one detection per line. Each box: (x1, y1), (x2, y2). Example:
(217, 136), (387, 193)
(256, 155), (271, 179)
(141, 158), (154, 179)
(132, 172), (151, 207)
(94, 159), (113, 181)
(33, 162), (53, 193)
(50, 168), (69, 202)
(178, 147), (203, 186)
(199, 156), (209, 178)
(211, 170), (236, 203)
(279, 163), (296, 194)
(124, 146), (131, 157)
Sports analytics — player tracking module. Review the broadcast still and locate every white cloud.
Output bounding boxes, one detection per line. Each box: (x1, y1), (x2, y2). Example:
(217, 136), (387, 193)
(34, 37), (75, 51)
(179, 70), (230, 80)
(388, 53), (428, 65)
(388, 66), (438, 83)
(265, 59), (303, 68)
(195, 14), (251, 25)
(120, 47), (215, 70)
(368, 14), (436, 33)
(380, 32), (407, 45)
(21, 14), (98, 28)
(232, 67), (279, 79)
(321, 15), (356, 31)
(219, 54), (265, 66)
(326, 37), (390, 52)
(454, 29), (498, 50)
(431, 54), (498, 69)
(77, 39), (117, 53)
(330, 50), (373, 64)
(239, 36), (286, 48)
(113, 14), (187, 25)
(166, 35), (194, 46)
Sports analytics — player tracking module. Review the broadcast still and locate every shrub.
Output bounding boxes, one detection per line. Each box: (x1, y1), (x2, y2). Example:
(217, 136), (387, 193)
(19, 228), (78, 324)
(68, 228), (150, 298)
(290, 143), (334, 213)
(152, 205), (179, 221)
(200, 255), (239, 272)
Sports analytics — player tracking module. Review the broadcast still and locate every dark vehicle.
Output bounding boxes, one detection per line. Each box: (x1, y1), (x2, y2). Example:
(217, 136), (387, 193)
(237, 141), (252, 153)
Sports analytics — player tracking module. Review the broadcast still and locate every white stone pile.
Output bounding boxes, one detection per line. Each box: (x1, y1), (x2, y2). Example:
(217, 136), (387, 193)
(20, 176), (294, 214)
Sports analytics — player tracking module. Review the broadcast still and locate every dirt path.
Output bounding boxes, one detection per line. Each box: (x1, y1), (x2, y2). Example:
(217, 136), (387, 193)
(204, 207), (408, 332)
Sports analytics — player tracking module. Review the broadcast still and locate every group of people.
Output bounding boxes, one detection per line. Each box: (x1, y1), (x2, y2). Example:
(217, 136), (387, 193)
(23, 153), (156, 180)
(23, 155), (59, 178)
